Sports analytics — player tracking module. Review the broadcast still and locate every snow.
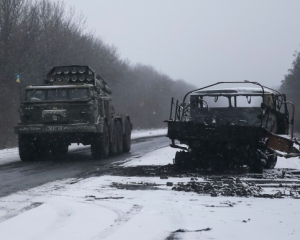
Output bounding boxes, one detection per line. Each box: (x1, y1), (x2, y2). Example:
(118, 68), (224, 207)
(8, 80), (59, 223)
(0, 144), (300, 239)
(0, 174), (300, 239)
(121, 145), (176, 166)
(131, 128), (167, 140)
(276, 156), (300, 169)
(192, 87), (274, 95)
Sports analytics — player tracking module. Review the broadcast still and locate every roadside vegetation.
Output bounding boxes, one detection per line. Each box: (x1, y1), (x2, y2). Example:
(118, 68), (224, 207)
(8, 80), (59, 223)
(280, 51), (300, 131)
(0, 0), (195, 149)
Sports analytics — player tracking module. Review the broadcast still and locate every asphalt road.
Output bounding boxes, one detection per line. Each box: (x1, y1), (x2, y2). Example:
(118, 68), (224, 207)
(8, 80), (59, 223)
(0, 136), (169, 197)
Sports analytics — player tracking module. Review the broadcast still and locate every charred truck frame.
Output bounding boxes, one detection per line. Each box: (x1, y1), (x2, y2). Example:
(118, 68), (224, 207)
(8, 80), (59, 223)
(166, 81), (300, 172)
(15, 65), (132, 161)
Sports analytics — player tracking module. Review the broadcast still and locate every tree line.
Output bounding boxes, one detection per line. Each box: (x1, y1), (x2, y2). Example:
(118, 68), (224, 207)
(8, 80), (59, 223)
(0, 0), (195, 149)
(280, 51), (300, 132)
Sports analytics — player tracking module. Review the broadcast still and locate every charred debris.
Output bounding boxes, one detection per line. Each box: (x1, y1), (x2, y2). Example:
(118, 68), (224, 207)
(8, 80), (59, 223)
(166, 81), (300, 173)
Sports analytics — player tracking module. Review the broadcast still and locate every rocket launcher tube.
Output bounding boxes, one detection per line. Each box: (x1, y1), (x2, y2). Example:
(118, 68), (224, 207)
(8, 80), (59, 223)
(95, 79), (112, 95)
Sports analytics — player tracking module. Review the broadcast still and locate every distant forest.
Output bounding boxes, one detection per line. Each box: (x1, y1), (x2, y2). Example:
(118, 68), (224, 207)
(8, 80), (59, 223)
(0, 0), (195, 149)
(280, 51), (300, 132)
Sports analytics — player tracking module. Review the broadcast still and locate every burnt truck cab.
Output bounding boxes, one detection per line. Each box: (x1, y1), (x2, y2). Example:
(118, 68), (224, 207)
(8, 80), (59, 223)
(166, 81), (298, 172)
(15, 65), (132, 161)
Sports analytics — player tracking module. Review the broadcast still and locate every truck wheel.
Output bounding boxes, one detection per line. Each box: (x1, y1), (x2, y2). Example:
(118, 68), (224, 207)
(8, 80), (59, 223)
(116, 121), (123, 154)
(19, 135), (38, 162)
(110, 122), (118, 156)
(56, 143), (69, 156)
(123, 118), (131, 153)
(265, 153), (277, 169)
(252, 160), (264, 173)
(251, 157), (264, 173)
(174, 151), (189, 168)
(91, 122), (109, 159)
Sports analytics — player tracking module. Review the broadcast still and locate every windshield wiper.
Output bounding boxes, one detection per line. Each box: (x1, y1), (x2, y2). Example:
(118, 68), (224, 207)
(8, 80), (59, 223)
(28, 90), (36, 96)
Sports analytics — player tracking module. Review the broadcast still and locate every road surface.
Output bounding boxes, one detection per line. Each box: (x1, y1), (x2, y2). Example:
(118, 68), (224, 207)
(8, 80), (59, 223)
(0, 136), (169, 197)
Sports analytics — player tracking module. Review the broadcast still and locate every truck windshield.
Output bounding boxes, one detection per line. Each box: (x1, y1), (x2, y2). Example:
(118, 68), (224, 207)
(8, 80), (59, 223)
(69, 89), (88, 101)
(48, 89), (67, 101)
(26, 88), (89, 102)
(191, 95), (263, 108)
(27, 90), (46, 101)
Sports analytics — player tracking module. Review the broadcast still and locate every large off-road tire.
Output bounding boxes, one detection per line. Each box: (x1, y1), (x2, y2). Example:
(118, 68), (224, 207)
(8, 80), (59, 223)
(18, 134), (39, 162)
(123, 118), (131, 153)
(109, 123), (118, 156)
(116, 121), (123, 154)
(55, 143), (69, 156)
(265, 153), (277, 169)
(174, 151), (189, 168)
(251, 155), (265, 173)
(91, 122), (109, 159)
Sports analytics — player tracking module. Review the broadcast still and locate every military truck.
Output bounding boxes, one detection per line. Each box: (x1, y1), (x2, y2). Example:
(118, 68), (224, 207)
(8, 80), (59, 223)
(15, 65), (132, 161)
(166, 81), (300, 172)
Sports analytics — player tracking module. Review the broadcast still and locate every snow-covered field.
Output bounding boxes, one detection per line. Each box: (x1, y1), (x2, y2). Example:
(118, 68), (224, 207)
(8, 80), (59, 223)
(1, 136), (300, 239)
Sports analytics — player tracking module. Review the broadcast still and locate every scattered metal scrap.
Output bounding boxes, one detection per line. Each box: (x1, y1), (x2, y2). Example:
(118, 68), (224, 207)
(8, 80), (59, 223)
(171, 176), (300, 199)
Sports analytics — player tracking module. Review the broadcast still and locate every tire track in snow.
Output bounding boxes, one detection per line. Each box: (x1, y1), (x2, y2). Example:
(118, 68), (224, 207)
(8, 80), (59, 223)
(91, 204), (143, 239)
(0, 202), (43, 223)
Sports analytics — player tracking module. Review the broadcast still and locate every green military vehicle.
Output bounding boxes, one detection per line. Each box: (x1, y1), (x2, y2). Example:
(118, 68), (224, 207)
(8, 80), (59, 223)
(15, 65), (132, 161)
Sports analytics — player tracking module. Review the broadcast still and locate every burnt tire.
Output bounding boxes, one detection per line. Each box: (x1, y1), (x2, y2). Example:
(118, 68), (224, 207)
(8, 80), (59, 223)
(116, 121), (123, 154)
(91, 122), (109, 159)
(123, 118), (131, 153)
(265, 153), (277, 169)
(251, 161), (264, 173)
(18, 135), (39, 162)
(55, 143), (68, 156)
(109, 123), (118, 156)
(174, 151), (189, 168)
(251, 158), (264, 173)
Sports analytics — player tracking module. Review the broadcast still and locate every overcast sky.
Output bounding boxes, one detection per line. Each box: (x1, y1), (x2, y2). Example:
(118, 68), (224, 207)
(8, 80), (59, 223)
(61, 0), (300, 88)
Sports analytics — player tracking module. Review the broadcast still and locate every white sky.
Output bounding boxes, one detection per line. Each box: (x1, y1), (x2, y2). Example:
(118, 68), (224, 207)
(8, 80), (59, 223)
(61, 0), (300, 88)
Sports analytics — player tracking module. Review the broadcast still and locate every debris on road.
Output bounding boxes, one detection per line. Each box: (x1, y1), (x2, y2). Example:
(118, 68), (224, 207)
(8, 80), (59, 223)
(110, 165), (300, 199)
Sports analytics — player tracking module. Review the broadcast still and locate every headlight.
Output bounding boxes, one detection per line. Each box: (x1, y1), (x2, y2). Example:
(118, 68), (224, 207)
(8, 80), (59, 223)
(71, 76), (77, 82)
(64, 76), (70, 81)
(71, 67), (77, 74)
(79, 75), (85, 81)
(87, 75), (93, 81)
(56, 76), (62, 82)
(49, 77), (55, 82)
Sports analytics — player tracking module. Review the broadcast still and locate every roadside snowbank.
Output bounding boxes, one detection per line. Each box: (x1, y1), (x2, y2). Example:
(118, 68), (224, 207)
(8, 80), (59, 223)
(1, 146), (300, 239)
(131, 128), (167, 140)
(121, 146), (176, 166)
(0, 173), (299, 240)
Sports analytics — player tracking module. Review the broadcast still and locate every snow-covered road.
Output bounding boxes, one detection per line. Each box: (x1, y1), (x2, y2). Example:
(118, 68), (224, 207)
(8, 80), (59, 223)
(1, 131), (300, 239)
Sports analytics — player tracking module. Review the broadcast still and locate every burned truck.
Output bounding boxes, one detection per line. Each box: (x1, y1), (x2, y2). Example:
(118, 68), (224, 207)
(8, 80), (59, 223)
(166, 81), (299, 172)
(15, 65), (132, 161)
